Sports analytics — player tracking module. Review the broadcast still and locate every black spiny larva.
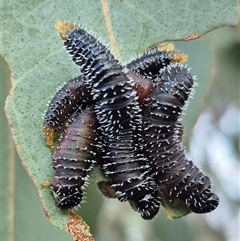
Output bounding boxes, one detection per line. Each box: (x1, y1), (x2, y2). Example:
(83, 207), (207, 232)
(55, 21), (160, 219)
(141, 63), (219, 213)
(43, 76), (91, 146)
(50, 106), (99, 210)
(125, 42), (188, 81)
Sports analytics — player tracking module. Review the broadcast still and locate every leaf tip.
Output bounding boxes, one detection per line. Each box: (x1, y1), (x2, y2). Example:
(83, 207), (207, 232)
(66, 212), (94, 241)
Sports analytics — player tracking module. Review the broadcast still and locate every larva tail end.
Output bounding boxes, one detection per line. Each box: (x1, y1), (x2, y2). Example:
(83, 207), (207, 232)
(172, 52), (188, 63)
(160, 43), (188, 63)
(55, 21), (78, 40)
(160, 43), (175, 52)
(43, 126), (57, 146)
(145, 42), (175, 54)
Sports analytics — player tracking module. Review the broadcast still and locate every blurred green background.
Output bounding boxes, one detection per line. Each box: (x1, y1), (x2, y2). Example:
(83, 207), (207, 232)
(1, 25), (239, 241)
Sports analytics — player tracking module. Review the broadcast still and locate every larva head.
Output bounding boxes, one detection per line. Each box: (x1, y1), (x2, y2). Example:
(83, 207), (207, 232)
(51, 177), (84, 210)
(55, 21), (78, 41)
(189, 193), (219, 213)
(97, 181), (118, 199)
(128, 192), (161, 220)
(55, 191), (84, 210)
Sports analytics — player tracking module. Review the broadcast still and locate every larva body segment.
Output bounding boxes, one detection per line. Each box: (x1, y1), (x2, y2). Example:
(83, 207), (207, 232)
(142, 63), (219, 213)
(56, 21), (160, 219)
(43, 76), (91, 146)
(50, 107), (99, 210)
(125, 71), (154, 106)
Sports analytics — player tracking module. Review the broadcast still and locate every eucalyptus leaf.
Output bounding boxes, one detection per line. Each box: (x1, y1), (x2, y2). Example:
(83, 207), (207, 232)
(2, 0), (238, 240)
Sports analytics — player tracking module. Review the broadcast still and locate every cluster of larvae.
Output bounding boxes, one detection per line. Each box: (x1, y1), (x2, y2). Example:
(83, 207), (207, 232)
(43, 22), (219, 220)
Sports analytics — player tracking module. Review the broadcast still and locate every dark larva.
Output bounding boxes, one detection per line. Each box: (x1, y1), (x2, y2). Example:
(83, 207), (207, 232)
(125, 50), (172, 80)
(55, 21), (160, 219)
(145, 42), (188, 63)
(43, 76), (91, 146)
(50, 106), (99, 210)
(125, 42), (188, 81)
(142, 63), (219, 213)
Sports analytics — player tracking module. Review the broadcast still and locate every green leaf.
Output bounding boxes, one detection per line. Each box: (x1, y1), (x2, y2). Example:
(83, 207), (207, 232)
(2, 0), (239, 240)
